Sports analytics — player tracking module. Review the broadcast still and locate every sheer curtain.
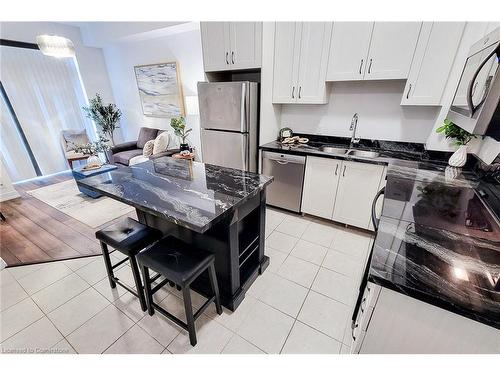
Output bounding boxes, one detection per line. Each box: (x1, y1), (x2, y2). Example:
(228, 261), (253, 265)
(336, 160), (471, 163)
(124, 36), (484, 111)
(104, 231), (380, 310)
(0, 45), (94, 182)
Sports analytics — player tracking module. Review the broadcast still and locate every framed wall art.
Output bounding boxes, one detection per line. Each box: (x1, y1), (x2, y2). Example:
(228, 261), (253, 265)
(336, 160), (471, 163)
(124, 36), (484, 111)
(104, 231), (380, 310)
(134, 62), (185, 118)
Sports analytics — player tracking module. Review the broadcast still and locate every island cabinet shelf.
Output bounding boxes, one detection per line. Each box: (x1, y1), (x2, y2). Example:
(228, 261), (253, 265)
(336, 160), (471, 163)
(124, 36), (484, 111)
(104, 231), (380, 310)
(76, 157), (273, 312)
(137, 192), (269, 311)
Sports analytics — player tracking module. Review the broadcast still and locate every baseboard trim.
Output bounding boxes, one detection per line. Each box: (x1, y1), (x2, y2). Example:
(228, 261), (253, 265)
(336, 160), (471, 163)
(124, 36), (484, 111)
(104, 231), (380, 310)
(0, 189), (20, 202)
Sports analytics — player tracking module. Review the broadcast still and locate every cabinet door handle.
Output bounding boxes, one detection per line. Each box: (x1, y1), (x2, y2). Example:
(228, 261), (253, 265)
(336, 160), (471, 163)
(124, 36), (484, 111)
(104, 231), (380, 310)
(406, 84), (412, 99)
(225, 52), (229, 65)
(343, 165), (346, 177)
(368, 58), (373, 74)
(335, 164), (338, 175)
(231, 51), (235, 64)
(291, 86), (295, 99)
(351, 322), (359, 341)
(358, 59), (364, 74)
(298, 86), (302, 99)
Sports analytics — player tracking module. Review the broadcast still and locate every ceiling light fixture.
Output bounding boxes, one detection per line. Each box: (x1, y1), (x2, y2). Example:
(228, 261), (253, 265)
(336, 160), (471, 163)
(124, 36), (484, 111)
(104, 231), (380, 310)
(36, 35), (75, 58)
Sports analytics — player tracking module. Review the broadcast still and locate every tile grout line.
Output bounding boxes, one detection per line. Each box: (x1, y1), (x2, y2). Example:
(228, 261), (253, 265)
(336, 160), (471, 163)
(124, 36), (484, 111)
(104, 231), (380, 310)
(278, 254), (323, 354)
(267, 223), (348, 351)
(44, 281), (112, 339)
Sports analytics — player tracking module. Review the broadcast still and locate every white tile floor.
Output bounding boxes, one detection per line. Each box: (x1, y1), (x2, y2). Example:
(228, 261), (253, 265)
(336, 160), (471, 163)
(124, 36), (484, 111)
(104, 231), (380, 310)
(0, 207), (373, 354)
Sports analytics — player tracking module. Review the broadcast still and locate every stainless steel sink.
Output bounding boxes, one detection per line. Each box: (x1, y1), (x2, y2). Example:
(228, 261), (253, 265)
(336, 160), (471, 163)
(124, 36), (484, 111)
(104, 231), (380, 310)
(347, 150), (380, 158)
(319, 146), (349, 155)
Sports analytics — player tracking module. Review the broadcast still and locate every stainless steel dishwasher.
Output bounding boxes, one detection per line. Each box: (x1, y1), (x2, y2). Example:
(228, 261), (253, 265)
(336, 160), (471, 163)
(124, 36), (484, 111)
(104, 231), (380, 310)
(262, 151), (306, 213)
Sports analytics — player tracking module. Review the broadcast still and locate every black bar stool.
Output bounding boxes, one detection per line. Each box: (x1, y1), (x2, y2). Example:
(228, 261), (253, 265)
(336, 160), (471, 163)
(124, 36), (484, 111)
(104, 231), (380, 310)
(95, 217), (162, 311)
(136, 236), (223, 346)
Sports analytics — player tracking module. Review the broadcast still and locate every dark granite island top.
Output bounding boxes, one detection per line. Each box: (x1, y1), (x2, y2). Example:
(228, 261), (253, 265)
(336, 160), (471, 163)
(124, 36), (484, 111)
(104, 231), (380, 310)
(77, 157), (273, 310)
(77, 157), (273, 233)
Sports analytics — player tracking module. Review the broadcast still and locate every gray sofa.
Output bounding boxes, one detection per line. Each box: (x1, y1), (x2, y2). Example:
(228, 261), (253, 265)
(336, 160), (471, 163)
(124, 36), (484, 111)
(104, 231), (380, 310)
(108, 127), (179, 166)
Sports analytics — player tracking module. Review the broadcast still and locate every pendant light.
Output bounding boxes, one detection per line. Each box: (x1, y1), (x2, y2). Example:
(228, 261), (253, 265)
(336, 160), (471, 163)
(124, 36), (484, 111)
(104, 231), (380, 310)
(36, 35), (75, 58)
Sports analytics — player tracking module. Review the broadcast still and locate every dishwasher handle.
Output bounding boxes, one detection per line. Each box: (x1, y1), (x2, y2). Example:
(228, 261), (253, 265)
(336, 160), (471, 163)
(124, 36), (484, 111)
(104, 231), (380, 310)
(262, 151), (306, 164)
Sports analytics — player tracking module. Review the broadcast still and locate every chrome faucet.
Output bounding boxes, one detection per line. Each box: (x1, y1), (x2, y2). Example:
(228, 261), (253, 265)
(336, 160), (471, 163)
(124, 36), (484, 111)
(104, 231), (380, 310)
(350, 113), (360, 147)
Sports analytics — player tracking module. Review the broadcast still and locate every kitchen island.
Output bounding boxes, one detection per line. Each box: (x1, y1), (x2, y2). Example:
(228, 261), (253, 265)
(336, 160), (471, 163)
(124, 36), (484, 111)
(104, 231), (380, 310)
(77, 157), (273, 311)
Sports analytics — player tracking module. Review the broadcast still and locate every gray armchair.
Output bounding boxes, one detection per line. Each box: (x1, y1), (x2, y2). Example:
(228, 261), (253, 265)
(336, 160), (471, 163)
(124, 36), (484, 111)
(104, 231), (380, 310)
(60, 129), (90, 169)
(108, 127), (179, 166)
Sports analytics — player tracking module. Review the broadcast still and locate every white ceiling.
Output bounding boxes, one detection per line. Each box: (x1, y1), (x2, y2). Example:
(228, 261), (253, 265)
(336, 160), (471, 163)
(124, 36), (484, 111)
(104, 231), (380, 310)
(60, 22), (196, 47)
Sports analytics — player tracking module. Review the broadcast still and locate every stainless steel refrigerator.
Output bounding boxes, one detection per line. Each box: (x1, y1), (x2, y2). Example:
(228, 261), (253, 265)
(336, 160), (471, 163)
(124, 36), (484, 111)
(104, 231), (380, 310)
(198, 81), (258, 172)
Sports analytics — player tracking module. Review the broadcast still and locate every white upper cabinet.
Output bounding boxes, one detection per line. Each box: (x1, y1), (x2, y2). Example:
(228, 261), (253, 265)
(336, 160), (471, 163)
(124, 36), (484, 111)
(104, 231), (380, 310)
(401, 22), (465, 106)
(327, 22), (421, 82)
(301, 156), (341, 219)
(296, 22), (333, 103)
(229, 22), (262, 70)
(201, 22), (262, 72)
(272, 22), (332, 104)
(272, 22), (302, 103)
(201, 22), (230, 72)
(326, 22), (373, 81)
(364, 22), (421, 80)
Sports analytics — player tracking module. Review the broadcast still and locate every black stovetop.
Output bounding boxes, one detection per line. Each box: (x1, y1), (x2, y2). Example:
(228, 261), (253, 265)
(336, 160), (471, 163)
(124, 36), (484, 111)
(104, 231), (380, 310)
(476, 170), (500, 222)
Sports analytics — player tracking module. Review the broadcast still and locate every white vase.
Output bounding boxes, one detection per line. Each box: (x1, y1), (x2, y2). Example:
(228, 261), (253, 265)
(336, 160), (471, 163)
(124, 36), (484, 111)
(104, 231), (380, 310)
(448, 145), (467, 167)
(86, 155), (102, 168)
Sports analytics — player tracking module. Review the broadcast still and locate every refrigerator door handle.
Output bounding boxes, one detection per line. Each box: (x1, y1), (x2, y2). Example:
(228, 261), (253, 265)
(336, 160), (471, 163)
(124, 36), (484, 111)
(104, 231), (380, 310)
(241, 83), (247, 133)
(241, 134), (248, 170)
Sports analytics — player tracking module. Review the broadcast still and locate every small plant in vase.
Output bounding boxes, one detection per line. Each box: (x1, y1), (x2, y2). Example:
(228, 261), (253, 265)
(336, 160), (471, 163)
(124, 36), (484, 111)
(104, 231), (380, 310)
(82, 94), (122, 145)
(170, 117), (192, 152)
(436, 119), (476, 168)
(73, 134), (111, 169)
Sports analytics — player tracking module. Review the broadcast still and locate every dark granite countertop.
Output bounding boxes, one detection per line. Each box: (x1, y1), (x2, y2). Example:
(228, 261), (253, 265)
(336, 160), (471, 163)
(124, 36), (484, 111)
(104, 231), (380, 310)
(77, 157), (273, 233)
(372, 163), (500, 329)
(260, 136), (500, 329)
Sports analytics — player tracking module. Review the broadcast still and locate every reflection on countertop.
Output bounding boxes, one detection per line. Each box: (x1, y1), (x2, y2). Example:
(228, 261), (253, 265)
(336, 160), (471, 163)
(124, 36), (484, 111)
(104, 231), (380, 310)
(77, 157), (273, 233)
(372, 162), (500, 329)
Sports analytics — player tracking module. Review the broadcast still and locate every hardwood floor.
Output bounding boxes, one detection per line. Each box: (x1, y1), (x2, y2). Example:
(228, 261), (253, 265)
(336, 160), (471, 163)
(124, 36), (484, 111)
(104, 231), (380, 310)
(0, 172), (136, 267)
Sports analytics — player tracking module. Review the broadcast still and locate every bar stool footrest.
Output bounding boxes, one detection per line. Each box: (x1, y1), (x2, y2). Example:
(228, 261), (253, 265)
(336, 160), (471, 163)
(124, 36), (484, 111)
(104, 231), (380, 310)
(111, 257), (129, 270)
(151, 295), (215, 330)
(112, 278), (141, 299)
(151, 277), (172, 294)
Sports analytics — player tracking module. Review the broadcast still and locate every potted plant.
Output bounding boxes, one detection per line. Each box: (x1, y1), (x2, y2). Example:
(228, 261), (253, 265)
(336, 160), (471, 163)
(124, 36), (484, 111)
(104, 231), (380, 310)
(82, 94), (122, 145)
(436, 119), (476, 167)
(73, 133), (111, 169)
(170, 117), (192, 152)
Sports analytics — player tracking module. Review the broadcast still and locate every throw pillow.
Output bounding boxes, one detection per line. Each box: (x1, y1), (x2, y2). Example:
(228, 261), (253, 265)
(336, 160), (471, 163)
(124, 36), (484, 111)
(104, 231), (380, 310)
(137, 127), (158, 148)
(142, 139), (155, 157)
(153, 131), (170, 155)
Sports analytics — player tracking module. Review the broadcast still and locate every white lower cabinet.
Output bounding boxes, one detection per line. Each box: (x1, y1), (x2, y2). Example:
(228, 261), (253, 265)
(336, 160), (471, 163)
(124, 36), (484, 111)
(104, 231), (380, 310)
(332, 160), (386, 229)
(301, 157), (386, 230)
(355, 286), (500, 354)
(301, 156), (341, 219)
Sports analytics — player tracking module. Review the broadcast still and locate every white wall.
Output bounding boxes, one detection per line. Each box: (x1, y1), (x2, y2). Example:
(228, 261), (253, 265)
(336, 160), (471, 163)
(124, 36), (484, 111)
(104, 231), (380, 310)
(280, 80), (440, 143)
(100, 25), (204, 155)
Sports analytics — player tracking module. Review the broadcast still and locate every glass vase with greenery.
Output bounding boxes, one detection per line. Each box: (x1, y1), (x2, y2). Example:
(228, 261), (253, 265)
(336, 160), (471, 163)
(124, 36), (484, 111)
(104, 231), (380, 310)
(436, 119), (477, 167)
(170, 117), (192, 151)
(72, 133), (111, 156)
(82, 94), (122, 145)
